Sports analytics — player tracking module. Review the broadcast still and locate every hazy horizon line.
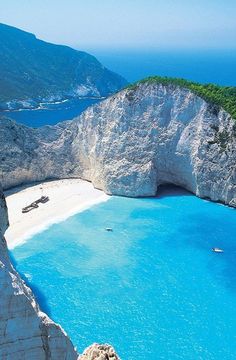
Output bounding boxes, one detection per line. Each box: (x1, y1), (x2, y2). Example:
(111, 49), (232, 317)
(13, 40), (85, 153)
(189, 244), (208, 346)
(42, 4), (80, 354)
(1, 21), (236, 55)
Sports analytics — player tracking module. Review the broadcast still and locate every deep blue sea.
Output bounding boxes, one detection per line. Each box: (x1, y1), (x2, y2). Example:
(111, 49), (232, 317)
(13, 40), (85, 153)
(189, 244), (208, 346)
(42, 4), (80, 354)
(11, 187), (236, 359)
(94, 49), (236, 86)
(2, 49), (236, 127)
(1, 98), (100, 128)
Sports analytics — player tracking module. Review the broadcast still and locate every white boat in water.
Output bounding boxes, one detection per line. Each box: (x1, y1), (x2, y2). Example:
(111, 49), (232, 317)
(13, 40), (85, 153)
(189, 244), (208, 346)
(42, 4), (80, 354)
(212, 247), (224, 253)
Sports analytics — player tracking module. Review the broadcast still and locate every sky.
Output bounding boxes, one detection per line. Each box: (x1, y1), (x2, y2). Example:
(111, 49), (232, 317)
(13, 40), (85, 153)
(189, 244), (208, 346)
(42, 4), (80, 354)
(1, 0), (236, 51)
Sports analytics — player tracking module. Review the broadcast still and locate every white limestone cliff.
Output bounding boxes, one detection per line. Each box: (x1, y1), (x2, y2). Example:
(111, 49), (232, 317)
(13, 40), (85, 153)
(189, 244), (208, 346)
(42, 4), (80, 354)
(0, 188), (120, 359)
(0, 186), (79, 359)
(79, 344), (120, 360)
(0, 82), (235, 206)
(0, 81), (235, 358)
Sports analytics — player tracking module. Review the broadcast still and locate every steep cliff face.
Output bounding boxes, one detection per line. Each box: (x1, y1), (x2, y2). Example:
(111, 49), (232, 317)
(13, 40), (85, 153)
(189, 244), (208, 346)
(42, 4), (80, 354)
(0, 23), (127, 110)
(79, 344), (120, 360)
(0, 81), (235, 357)
(0, 186), (79, 359)
(73, 83), (236, 205)
(0, 82), (235, 206)
(0, 189), (121, 358)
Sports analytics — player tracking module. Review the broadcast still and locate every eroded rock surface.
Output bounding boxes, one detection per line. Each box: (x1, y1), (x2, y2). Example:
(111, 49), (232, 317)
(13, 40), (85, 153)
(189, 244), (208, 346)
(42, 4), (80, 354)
(0, 186), (79, 359)
(79, 344), (120, 360)
(0, 187), (121, 359)
(0, 81), (235, 358)
(0, 82), (235, 206)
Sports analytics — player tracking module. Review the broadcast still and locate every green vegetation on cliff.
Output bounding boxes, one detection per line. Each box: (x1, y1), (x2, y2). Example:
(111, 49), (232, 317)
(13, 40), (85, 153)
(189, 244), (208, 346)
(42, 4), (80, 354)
(128, 76), (236, 120)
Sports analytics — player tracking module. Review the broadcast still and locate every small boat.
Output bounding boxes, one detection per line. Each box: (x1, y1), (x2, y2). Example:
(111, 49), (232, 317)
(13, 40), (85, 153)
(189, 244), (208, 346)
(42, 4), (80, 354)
(212, 247), (224, 253)
(105, 228), (113, 232)
(22, 196), (48, 213)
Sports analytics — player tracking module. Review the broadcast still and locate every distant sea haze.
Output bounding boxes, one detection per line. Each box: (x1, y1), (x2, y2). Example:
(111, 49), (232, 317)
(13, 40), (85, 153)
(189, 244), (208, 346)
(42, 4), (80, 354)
(93, 49), (236, 86)
(4, 48), (236, 127)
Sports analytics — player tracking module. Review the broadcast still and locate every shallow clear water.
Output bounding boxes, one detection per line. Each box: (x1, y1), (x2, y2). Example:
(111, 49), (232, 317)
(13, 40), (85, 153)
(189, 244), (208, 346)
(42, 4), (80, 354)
(11, 187), (236, 359)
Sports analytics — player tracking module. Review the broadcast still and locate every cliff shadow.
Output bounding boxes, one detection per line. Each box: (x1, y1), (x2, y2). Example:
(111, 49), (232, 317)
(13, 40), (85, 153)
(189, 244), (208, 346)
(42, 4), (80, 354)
(4, 178), (60, 197)
(156, 184), (193, 199)
(9, 252), (52, 317)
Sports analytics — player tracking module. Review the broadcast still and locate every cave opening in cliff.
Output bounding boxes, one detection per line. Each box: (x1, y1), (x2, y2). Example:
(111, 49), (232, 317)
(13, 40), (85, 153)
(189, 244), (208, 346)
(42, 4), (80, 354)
(155, 184), (192, 199)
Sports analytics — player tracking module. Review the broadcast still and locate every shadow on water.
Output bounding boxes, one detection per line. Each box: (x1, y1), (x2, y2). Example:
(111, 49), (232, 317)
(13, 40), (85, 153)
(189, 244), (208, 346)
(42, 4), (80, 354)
(156, 184), (192, 199)
(9, 252), (52, 317)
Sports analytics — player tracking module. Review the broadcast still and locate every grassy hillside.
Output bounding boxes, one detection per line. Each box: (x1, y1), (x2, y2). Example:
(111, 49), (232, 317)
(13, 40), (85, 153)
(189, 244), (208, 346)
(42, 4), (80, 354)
(128, 76), (236, 120)
(0, 23), (127, 104)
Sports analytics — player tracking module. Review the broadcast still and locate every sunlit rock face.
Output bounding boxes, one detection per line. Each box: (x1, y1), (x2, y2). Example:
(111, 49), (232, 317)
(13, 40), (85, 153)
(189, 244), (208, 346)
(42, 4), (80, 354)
(79, 344), (120, 360)
(0, 188), (121, 359)
(1, 82), (235, 206)
(72, 83), (236, 205)
(0, 186), (79, 359)
(0, 82), (235, 358)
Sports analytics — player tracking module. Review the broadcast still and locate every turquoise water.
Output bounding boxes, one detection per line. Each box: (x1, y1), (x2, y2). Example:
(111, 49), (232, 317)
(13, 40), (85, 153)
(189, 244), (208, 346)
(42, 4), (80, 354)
(11, 187), (236, 359)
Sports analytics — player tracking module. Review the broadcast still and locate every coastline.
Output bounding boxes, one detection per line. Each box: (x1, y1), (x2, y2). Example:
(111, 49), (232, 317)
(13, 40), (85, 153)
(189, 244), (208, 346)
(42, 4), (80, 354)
(4, 179), (110, 250)
(0, 95), (105, 113)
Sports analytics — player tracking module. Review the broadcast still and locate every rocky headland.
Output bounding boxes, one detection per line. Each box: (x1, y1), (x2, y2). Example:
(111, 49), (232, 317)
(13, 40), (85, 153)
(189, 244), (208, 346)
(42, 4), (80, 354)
(0, 186), (119, 359)
(0, 79), (235, 358)
(0, 185), (79, 359)
(0, 23), (127, 111)
(1, 81), (235, 206)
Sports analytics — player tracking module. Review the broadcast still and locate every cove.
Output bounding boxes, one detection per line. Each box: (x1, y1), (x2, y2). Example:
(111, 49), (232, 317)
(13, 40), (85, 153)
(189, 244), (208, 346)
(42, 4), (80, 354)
(1, 98), (100, 127)
(11, 186), (236, 359)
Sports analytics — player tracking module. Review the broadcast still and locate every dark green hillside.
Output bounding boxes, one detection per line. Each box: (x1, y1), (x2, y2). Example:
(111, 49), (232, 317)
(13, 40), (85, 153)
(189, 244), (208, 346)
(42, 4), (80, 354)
(0, 23), (127, 105)
(128, 76), (236, 120)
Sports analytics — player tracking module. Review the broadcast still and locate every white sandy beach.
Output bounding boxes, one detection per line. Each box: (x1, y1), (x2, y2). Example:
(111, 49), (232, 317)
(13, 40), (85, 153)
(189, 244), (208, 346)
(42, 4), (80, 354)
(4, 179), (109, 249)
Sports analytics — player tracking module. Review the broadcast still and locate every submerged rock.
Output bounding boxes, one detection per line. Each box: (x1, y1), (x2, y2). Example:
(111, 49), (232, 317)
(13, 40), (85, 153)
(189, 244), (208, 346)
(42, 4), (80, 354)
(1, 82), (235, 206)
